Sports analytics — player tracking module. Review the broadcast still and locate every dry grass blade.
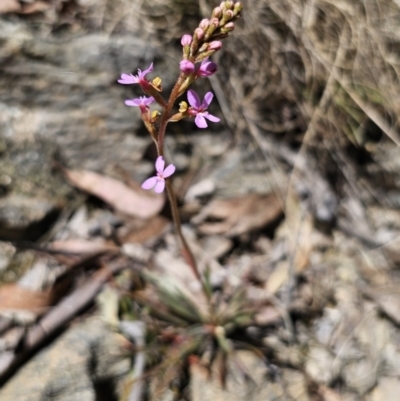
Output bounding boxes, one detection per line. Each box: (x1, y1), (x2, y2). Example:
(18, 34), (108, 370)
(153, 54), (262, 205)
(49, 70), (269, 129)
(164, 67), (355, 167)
(143, 272), (205, 324)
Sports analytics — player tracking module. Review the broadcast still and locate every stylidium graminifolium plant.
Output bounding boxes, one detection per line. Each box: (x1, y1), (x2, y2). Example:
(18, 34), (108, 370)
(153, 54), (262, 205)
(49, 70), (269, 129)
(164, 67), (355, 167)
(118, 1), (243, 277)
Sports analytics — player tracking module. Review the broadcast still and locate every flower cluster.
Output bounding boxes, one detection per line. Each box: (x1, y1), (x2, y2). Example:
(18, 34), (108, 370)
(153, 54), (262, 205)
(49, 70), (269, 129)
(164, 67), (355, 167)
(117, 1), (242, 192)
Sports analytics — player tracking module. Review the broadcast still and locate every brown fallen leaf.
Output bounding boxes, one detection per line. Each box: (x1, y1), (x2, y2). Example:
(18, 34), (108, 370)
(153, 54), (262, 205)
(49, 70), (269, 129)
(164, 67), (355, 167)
(49, 239), (119, 254)
(20, 1), (51, 14)
(0, 284), (55, 312)
(64, 169), (164, 219)
(192, 193), (283, 236)
(119, 216), (170, 245)
(0, 0), (21, 14)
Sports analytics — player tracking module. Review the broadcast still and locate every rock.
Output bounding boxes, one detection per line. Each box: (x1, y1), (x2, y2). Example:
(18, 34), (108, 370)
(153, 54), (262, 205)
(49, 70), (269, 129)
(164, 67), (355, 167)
(367, 377), (400, 401)
(305, 344), (340, 385)
(0, 242), (15, 271)
(0, 317), (130, 401)
(342, 358), (378, 396)
(0, 195), (61, 241)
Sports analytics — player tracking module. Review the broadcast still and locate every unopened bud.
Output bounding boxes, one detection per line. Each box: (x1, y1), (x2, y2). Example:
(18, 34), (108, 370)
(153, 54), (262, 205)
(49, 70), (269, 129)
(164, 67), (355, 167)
(225, 0), (234, 9)
(198, 59), (218, 77)
(209, 41), (222, 50)
(179, 60), (195, 74)
(194, 27), (204, 40)
(234, 2), (243, 14)
(224, 22), (235, 31)
(212, 6), (222, 18)
(211, 18), (219, 28)
(224, 9), (234, 19)
(220, 1), (225, 8)
(181, 34), (192, 46)
(199, 19), (210, 30)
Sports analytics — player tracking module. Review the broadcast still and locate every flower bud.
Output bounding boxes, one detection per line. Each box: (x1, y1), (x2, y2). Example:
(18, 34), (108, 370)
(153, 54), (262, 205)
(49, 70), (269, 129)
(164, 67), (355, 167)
(199, 19), (210, 30)
(198, 59), (218, 77)
(209, 41), (222, 50)
(225, 0), (234, 9)
(224, 9), (234, 19)
(220, 1), (225, 8)
(211, 18), (219, 28)
(212, 6), (222, 18)
(181, 34), (192, 46)
(194, 27), (204, 40)
(234, 2), (243, 14)
(224, 22), (235, 31)
(179, 60), (195, 74)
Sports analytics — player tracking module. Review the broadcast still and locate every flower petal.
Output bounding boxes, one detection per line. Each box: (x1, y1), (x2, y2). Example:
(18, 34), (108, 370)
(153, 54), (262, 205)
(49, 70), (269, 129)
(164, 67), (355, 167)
(202, 92), (214, 108)
(204, 113), (220, 123)
(141, 62), (154, 78)
(155, 156), (165, 174)
(154, 179), (166, 193)
(195, 114), (208, 128)
(118, 74), (139, 84)
(162, 164), (176, 178)
(187, 89), (201, 109)
(125, 99), (141, 106)
(144, 96), (155, 105)
(141, 176), (157, 190)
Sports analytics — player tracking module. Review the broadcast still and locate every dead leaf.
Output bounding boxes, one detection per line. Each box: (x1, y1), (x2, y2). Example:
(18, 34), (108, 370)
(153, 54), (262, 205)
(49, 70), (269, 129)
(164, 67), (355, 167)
(192, 193), (283, 236)
(266, 261), (290, 294)
(21, 1), (51, 14)
(49, 239), (119, 254)
(0, 284), (55, 311)
(120, 216), (170, 245)
(0, 0), (21, 14)
(64, 169), (164, 219)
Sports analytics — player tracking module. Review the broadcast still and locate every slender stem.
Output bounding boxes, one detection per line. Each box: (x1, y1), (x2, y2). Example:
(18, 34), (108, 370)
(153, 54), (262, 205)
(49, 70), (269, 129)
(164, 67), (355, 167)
(165, 179), (201, 281)
(157, 73), (185, 154)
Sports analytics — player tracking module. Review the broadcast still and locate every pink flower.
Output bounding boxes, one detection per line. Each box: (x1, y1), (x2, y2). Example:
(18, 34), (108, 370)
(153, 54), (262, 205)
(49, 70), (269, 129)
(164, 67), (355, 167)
(181, 34), (192, 46)
(125, 96), (154, 113)
(187, 89), (220, 129)
(141, 156), (176, 193)
(180, 60), (195, 74)
(197, 58), (218, 77)
(118, 63), (153, 85)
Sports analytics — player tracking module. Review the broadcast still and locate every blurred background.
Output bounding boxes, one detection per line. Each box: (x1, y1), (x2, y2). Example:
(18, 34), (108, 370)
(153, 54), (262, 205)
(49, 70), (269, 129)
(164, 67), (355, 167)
(1, 0), (400, 400)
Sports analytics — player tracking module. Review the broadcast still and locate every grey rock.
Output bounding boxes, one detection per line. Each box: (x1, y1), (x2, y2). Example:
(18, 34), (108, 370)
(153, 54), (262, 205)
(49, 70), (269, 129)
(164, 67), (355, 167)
(0, 194), (61, 241)
(0, 317), (130, 401)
